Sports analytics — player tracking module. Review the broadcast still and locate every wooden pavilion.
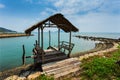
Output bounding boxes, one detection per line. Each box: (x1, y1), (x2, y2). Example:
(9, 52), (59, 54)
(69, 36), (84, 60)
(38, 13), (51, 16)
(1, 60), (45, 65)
(24, 13), (79, 64)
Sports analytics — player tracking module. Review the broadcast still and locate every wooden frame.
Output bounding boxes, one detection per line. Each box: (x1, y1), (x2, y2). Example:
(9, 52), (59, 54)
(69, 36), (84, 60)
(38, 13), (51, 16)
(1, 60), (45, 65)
(24, 13), (79, 64)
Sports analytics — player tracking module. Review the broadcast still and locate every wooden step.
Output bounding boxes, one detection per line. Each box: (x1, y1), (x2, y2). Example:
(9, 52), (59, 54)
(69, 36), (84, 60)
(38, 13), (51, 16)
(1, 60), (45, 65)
(45, 62), (80, 75)
(43, 58), (79, 70)
(42, 58), (81, 79)
(45, 51), (64, 56)
(43, 59), (79, 71)
(54, 67), (80, 78)
(43, 55), (68, 64)
(44, 52), (66, 59)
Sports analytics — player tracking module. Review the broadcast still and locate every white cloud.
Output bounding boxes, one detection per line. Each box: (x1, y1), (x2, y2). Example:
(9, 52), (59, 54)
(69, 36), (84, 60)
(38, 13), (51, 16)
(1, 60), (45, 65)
(1, 0), (119, 32)
(66, 12), (120, 32)
(0, 3), (5, 8)
(45, 0), (120, 15)
(48, 0), (104, 15)
(40, 0), (120, 32)
(26, 0), (48, 4)
(98, 0), (120, 14)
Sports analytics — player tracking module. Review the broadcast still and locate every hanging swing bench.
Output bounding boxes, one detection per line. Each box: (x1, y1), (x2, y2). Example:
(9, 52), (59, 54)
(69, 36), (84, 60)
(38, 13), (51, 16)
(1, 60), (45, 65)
(24, 13), (79, 64)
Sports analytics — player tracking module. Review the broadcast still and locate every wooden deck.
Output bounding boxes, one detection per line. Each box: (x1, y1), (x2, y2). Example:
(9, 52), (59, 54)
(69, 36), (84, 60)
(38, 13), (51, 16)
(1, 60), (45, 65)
(4, 58), (81, 80)
(31, 45), (68, 64)
(42, 50), (68, 64)
(42, 58), (81, 79)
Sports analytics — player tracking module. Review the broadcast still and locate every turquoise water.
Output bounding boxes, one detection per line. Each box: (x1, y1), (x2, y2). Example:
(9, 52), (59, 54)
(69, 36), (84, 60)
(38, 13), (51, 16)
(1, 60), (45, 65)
(0, 32), (120, 71)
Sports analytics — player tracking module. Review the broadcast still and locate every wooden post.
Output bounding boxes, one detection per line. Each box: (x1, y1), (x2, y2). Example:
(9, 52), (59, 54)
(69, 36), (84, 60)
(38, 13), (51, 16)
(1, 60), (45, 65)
(22, 45), (25, 65)
(49, 30), (51, 47)
(38, 27), (40, 46)
(58, 28), (60, 50)
(41, 27), (43, 49)
(41, 26), (44, 63)
(36, 40), (38, 45)
(68, 31), (71, 57)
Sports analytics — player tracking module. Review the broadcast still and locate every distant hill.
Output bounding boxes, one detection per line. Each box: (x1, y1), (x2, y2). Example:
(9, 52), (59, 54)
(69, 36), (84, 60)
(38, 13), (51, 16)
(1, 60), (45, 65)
(0, 27), (17, 33)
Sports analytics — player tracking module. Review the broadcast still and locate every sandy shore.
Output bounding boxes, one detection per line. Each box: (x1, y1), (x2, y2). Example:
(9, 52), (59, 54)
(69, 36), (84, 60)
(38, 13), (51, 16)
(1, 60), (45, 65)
(0, 33), (32, 38)
(78, 42), (119, 61)
(0, 64), (33, 80)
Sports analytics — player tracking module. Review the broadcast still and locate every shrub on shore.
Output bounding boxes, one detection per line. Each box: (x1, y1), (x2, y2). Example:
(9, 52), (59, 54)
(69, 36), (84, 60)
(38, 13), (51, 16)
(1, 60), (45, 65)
(36, 74), (54, 80)
(118, 44), (120, 48)
(81, 49), (120, 80)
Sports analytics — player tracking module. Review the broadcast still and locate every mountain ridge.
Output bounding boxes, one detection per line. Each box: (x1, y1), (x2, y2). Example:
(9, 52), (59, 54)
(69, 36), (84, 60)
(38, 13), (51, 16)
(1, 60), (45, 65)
(0, 27), (17, 33)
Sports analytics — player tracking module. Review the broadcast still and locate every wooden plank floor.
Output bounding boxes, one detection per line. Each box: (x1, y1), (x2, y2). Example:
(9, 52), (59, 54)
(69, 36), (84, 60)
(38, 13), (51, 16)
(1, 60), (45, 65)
(4, 58), (81, 80)
(42, 58), (81, 79)
(42, 51), (68, 64)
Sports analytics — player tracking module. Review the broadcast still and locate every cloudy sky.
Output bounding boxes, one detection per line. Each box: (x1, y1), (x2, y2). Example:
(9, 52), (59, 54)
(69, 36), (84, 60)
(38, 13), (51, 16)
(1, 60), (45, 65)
(0, 0), (120, 32)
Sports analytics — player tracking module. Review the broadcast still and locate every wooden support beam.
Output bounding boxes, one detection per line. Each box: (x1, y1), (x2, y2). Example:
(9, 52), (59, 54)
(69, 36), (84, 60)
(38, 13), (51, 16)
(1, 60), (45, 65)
(44, 23), (55, 25)
(58, 28), (60, 50)
(42, 21), (57, 28)
(68, 31), (72, 57)
(22, 45), (25, 65)
(41, 26), (44, 63)
(38, 27), (40, 46)
(49, 30), (51, 47)
(41, 27), (44, 49)
(36, 40), (38, 45)
(42, 25), (57, 28)
(48, 21), (51, 47)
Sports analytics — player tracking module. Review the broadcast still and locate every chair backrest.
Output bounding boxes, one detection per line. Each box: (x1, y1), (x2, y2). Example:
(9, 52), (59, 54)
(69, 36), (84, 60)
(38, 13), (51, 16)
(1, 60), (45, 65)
(59, 41), (74, 54)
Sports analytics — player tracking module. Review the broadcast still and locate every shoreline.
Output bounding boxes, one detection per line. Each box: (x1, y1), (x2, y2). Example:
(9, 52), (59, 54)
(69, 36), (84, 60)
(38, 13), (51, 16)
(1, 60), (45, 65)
(0, 33), (33, 38)
(0, 35), (120, 79)
(71, 42), (114, 57)
(1, 42), (119, 80)
(0, 64), (33, 80)
(78, 42), (119, 61)
(71, 35), (120, 58)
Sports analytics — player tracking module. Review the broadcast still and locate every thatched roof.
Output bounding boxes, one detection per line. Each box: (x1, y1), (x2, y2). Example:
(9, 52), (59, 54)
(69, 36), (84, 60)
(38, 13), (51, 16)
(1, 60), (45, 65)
(25, 13), (79, 34)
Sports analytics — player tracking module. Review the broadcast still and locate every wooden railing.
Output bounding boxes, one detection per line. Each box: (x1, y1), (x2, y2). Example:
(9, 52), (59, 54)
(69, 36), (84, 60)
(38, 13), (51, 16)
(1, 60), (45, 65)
(59, 41), (74, 54)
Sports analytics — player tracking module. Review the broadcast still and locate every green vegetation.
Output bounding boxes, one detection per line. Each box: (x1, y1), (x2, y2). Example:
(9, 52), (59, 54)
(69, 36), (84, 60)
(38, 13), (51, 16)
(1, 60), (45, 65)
(118, 44), (120, 48)
(81, 49), (120, 80)
(36, 74), (54, 80)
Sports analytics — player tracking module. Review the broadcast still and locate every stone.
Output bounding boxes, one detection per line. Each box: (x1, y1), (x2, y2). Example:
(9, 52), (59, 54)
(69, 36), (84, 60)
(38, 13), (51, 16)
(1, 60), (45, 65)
(27, 72), (41, 80)
(5, 75), (18, 80)
(17, 77), (26, 80)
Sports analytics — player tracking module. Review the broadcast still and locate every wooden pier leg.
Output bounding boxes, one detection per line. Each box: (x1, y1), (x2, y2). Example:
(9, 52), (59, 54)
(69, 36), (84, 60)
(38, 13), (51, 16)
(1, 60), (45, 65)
(22, 45), (25, 65)
(68, 31), (71, 57)
(41, 26), (44, 63)
(49, 30), (51, 47)
(41, 27), (43, 49)
(58, 28), (60, 50)
(38, 27), (40, 46)
(36, 40), (38, 45)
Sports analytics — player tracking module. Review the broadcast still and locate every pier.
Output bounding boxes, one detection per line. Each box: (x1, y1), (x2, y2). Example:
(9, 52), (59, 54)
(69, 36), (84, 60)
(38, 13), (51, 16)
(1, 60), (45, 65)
(74, 35), (120, 43)
(0, 13), (79, 80)
(71, 35), (120, 57)
(1, 14), (120, 80)
(0, 33), (32, 38)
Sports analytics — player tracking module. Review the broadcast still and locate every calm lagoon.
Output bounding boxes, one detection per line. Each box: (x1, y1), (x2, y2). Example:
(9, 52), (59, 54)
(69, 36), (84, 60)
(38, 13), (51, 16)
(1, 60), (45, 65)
(0, 32), (120, 71)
